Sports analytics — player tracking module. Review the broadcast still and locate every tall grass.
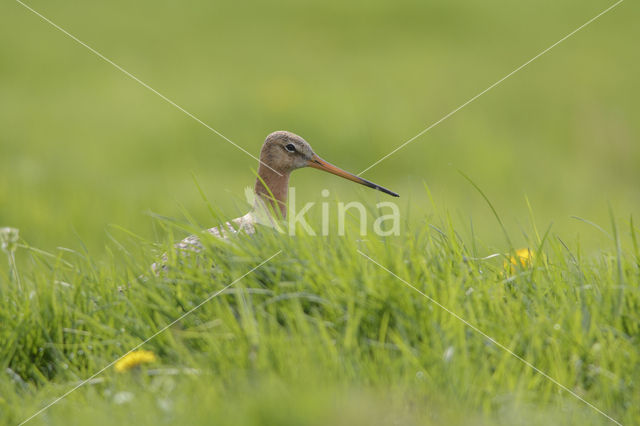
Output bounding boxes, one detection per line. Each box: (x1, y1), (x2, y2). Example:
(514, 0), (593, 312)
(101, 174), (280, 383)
(1, 198), (638, 425)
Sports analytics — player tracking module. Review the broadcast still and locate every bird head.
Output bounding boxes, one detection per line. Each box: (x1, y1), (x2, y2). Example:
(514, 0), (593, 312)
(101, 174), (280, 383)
(260, 131), (399, 197)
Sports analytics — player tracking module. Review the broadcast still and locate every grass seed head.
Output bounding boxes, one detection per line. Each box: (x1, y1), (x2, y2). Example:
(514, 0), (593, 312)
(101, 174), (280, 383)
(0, 227), (19, 254)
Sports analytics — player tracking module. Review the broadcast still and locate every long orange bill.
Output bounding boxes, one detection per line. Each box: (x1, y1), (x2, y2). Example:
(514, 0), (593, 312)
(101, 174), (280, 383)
(308, 154), (399, 197)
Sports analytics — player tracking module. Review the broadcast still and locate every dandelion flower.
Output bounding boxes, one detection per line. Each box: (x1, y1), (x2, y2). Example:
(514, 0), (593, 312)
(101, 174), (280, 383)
(505, 248), (534, 273)
(114, 350), (157, 373)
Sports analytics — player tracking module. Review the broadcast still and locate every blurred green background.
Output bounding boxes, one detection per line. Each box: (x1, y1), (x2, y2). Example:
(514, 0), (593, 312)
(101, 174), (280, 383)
(1, 0), (638, 252)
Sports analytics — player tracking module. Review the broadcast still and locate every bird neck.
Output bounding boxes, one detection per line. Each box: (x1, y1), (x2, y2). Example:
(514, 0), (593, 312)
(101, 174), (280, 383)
(253, 165), (289, 218)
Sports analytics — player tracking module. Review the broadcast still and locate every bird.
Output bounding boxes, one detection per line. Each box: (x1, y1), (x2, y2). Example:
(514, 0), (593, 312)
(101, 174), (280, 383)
(158, 130), (398, 268)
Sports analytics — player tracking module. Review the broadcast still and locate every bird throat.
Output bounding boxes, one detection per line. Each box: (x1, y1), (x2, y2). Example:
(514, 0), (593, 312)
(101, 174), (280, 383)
(253, 165), (290, 219)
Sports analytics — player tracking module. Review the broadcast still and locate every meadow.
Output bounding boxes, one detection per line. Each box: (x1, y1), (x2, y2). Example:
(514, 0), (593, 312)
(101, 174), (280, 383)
(1, 0), (639, 424)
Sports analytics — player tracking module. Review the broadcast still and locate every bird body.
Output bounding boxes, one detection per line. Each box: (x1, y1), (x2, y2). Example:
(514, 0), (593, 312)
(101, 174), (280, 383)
(175, 212), (257, 252)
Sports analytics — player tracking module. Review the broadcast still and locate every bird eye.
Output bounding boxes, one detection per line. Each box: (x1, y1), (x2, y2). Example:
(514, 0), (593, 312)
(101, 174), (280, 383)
(285, 143), (296, 152)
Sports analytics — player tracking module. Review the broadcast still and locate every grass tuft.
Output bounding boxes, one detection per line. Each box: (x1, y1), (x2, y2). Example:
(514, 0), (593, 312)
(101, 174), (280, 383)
(1, 199), (638, 425)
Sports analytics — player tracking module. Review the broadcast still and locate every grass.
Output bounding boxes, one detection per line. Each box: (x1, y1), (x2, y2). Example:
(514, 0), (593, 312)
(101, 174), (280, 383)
(1, 198), (638, 425)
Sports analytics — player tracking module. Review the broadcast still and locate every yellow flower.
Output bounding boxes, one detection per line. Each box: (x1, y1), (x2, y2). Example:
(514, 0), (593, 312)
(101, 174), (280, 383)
(504, 248), (534, 273)
(114, 350), (157, 372)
